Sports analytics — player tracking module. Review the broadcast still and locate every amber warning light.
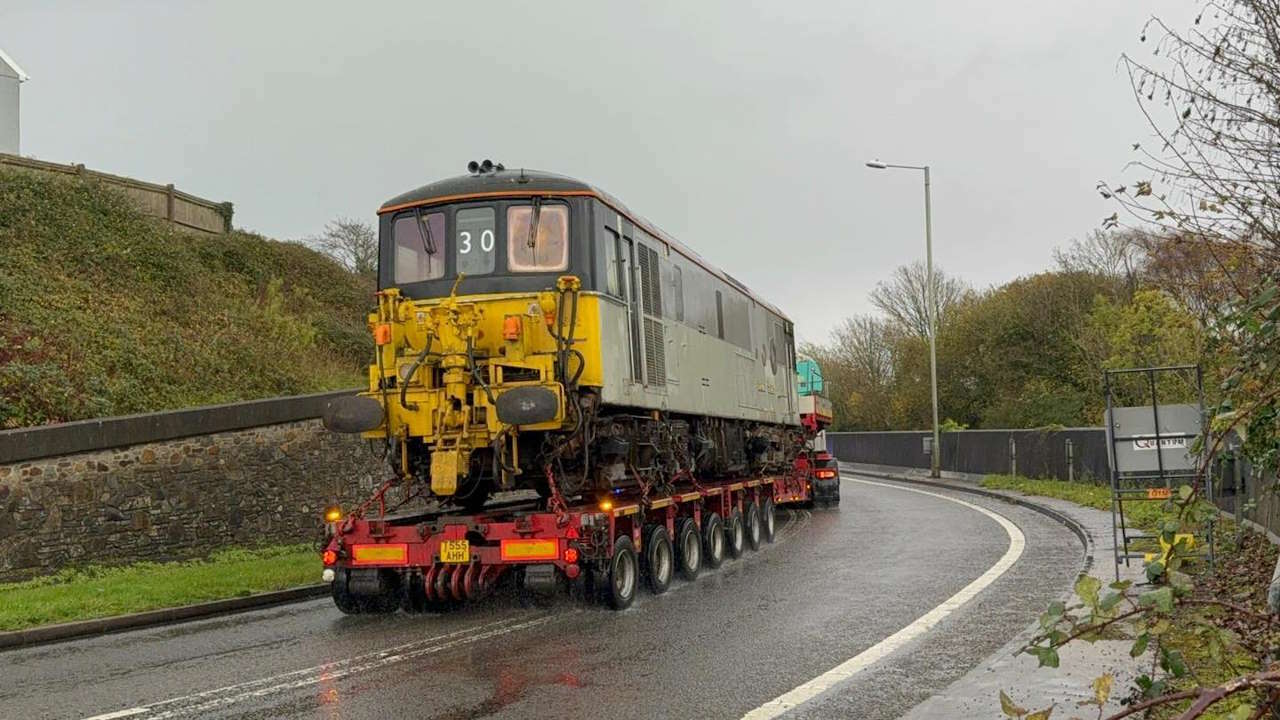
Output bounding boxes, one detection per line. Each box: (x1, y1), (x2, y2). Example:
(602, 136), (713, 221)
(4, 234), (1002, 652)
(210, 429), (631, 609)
(374, 323), (392, 345)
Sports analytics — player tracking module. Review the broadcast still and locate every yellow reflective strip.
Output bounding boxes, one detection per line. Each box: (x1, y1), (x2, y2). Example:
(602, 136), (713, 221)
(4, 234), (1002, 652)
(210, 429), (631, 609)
(500, 539), (558, 560)
(352, 544), (407, 564)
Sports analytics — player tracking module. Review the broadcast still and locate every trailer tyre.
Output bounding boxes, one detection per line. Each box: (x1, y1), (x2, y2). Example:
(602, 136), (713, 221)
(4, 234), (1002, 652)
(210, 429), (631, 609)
(675, 517), (701, 581)
(725, 508), (746, 559)
(702, 512), (725, 569)
(761, 498), (776, 543)
(643, 525), (674, 595)
(606, 535), (639, 610)
(744, 502), (762, 551)
(331, 569), (362, 615)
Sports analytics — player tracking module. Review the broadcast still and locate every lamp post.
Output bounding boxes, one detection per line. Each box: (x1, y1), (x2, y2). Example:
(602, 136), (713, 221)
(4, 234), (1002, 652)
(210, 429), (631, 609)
(866, 160), (941, 479)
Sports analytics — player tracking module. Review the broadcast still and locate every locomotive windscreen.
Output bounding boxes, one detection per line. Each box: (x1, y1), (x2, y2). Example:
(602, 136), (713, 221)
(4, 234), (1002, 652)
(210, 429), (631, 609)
(385, 200), (571, 296)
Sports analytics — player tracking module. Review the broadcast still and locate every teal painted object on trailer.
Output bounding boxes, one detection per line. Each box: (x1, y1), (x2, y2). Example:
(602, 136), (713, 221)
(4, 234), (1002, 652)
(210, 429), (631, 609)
(796, 357), (824, 397)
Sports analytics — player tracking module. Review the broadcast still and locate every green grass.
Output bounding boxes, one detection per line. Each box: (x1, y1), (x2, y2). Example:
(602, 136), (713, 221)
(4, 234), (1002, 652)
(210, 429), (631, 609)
(0, 544), (319, 631)
(981, 474), (1173, 530)
(0, 168), (372, 427)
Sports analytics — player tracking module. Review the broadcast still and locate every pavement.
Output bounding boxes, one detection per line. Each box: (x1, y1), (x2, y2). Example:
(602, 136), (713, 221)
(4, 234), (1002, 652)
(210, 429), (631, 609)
(1, 471), (1093, 720)
(846, 463), (1151, 719)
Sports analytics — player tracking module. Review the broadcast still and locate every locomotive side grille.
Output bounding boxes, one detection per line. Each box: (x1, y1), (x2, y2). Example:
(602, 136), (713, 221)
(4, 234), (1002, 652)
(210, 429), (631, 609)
(637, 244), (663, 318)
(643, 317), (666, 386)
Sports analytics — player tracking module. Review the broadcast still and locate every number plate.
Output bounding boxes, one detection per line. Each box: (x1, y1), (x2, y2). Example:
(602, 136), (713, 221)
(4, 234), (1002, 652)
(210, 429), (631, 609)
(440, 539), (470, 563)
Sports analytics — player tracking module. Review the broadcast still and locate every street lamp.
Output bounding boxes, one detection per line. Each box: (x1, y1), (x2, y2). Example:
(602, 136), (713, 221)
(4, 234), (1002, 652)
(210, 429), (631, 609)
(866, 159), (941, 479)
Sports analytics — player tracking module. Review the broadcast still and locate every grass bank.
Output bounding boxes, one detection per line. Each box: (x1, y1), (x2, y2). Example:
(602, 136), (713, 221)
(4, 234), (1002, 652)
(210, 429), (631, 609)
(0, 544), (318, 632)
(0, 168), (372, 428)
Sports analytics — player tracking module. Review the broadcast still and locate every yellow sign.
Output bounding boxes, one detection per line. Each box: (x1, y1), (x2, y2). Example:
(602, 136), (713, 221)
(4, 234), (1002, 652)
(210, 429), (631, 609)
(440, 539), (470, 564)
(1146, 487), (1173, 500)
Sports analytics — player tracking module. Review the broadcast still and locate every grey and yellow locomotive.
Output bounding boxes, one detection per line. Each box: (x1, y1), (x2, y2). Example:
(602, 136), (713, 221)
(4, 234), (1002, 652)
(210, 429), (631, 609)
(325, 162), (804, 509)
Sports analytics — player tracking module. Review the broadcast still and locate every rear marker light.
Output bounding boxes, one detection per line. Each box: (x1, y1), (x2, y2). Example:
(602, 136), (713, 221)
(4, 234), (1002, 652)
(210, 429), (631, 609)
(374, 323), (392, 345)
(564, 547), (579, 564)
(322, 549), (338, 566)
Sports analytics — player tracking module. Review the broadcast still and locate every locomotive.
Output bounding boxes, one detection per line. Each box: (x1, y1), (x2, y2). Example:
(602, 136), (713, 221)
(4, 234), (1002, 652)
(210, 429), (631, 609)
(324, 161), (805, 511)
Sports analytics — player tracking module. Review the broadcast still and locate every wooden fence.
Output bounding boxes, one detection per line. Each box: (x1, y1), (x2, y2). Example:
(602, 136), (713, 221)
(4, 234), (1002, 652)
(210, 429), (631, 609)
(0, 153), (233, 234)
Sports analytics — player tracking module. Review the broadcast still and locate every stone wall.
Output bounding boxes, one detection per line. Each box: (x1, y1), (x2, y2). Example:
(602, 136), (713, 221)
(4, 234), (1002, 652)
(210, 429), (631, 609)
(0, 395), (386, 582)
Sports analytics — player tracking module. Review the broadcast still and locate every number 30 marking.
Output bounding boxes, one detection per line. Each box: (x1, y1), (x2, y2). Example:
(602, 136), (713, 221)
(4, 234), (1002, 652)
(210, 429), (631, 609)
(458, 230), (495, 254)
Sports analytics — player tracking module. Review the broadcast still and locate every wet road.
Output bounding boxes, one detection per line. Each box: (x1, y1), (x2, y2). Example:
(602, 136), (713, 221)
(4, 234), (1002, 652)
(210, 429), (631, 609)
(1, 475), (1083, 720)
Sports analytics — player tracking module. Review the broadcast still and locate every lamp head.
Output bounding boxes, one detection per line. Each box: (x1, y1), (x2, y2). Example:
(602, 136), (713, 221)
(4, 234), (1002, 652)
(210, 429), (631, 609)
(865, 160), (888, 169)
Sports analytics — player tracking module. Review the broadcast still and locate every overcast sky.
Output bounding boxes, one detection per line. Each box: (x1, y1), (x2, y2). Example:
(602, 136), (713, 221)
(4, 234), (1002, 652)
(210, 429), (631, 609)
(5, 0), (1182, 343)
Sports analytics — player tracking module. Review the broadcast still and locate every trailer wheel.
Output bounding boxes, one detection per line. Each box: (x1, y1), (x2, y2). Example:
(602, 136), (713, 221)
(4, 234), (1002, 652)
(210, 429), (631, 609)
(744, 502), (762, 551)
(606, 535), (639, 610)
(331, 569), (362, 615)
(761, 498), (776, 543)
(643, 525), (674, 595)
(702, 512), (725, 569)
(725, 508), (746, 558)
(675, 517), (701, 581)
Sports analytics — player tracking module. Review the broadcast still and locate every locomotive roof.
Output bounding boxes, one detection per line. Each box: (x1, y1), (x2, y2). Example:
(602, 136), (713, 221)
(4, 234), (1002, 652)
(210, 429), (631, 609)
(380, 168), (791, 322)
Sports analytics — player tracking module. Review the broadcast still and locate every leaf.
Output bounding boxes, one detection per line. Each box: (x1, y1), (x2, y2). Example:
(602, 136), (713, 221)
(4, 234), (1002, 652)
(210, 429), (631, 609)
(1177, 484), (1193, 501)
(1139, 586), (1175, 613)
(1093, 673), (1113, 705)
(1099, 591), (1123, 612)
(1162, 648), (1188, 678)
(999, 690), (1027, 717)
(1228, 705), (1256, 720)
(1075, 575), (1101, 609)
(1130, 632), (1150, 657)
(1026, 708), (1053, 720)
(1145, 560), (1165, 583)
(1030, 646), (1060, 668)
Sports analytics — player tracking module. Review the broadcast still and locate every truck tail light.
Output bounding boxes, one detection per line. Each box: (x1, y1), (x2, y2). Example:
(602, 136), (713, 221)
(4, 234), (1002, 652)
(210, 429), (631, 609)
(322, 549), (338, 566)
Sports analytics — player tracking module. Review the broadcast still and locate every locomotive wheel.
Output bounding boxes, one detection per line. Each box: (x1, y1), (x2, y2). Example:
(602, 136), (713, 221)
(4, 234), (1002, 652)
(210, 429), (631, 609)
(701, 512), (725, 569)
(725, 508), (746, 559)
(675, 517), (702, 581)
(606, 535), (639, 610)
(643, 525), (674, 595)
(761, 498), (777, 543)
(744, 502), (762, 551)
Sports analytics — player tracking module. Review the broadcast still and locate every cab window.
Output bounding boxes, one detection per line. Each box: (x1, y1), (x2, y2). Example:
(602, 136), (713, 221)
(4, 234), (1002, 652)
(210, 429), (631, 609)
(393, 212), (445, 284)
(455, 207), (496, 275)
(507, 204), (569, 272)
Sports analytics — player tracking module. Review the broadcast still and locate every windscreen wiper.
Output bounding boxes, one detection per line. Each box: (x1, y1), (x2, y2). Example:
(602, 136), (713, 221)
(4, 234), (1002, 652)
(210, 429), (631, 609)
(526, 196), (542, 263)
(413, 207), (437, 255)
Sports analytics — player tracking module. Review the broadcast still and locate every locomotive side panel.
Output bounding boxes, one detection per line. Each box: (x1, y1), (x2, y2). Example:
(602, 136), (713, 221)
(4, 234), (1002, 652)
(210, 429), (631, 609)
(594, 201), (798, 426)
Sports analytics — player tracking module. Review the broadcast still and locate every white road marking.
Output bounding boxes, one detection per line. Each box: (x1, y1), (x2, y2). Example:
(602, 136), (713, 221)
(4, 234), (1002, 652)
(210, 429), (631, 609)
(82, 710), (149, 720)
(79, 614), (560, 720)
(741, 476), (1027, 720)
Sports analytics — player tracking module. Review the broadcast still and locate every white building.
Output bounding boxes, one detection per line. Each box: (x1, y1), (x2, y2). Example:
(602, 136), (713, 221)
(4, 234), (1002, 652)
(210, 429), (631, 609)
(0, 48), (28, 155)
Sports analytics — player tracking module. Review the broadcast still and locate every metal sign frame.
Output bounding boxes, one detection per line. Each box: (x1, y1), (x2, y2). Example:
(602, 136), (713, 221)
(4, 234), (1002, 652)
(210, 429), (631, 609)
(1102, 364), (1213, 580)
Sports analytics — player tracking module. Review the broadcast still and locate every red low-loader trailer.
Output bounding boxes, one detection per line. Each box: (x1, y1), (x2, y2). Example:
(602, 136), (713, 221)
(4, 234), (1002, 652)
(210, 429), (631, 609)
(320, 453), (829, 612)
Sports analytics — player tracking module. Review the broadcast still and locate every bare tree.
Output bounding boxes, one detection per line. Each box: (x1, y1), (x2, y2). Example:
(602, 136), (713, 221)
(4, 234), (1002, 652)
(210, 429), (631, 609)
(829, 316), (895, 387)
(869, 261), (969, 340)
(1052, 229), (1145, 292)
(314, 218), (377, 277)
